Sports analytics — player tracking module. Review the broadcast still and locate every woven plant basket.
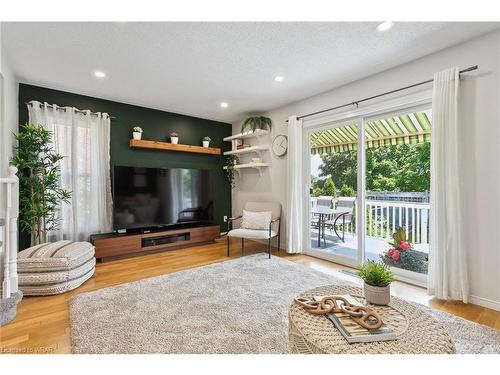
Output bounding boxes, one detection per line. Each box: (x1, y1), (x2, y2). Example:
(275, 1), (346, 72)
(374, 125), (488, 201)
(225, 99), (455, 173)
(363, 282), (390, 305)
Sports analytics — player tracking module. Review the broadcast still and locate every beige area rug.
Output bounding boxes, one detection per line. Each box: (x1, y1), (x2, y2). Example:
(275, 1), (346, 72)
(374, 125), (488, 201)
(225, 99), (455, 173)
(69, 254), (500, 354)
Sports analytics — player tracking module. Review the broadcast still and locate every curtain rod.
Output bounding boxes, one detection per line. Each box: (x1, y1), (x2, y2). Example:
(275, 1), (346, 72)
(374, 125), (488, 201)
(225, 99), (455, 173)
(25, 102), (117, 119)
(290, 65), (478, 122)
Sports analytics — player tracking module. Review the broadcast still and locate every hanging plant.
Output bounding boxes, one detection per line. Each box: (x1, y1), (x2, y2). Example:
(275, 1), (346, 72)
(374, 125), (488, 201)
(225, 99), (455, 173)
(11, 124), (72, 246)
(241, 116), (272, 133)
(223, 155), (238, 188)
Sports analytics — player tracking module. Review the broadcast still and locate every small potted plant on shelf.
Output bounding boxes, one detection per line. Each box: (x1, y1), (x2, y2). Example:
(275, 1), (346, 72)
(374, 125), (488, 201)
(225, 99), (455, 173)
(357, 260), (394, 305)
(170, 132), (179, 144)
(202, 136), (211, 148)
(241, 116), (272, 133)
(132, 126), (143, 140)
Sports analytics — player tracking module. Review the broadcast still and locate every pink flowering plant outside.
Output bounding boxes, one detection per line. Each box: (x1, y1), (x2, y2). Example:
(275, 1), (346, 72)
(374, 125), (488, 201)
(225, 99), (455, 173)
(384, 227), (412, 262)
(380, 227), (428, 274)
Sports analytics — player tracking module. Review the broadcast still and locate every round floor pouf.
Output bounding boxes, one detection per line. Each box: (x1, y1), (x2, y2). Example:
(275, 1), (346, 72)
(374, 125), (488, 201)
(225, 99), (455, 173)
(288, 285), (455, 354)
(17, 240), (95, 296)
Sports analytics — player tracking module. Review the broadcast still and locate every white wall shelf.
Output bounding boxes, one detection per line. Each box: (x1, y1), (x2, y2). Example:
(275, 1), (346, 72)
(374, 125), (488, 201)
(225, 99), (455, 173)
(224, 129), (271, 178)
(223, 162), (269, 176)
(223, 129), (270, 142)
(223, 145), (269, 156)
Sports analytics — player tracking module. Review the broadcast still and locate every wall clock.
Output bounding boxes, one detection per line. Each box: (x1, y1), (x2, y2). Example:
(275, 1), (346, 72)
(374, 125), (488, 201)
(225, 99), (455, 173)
(272, 134), (288, 157)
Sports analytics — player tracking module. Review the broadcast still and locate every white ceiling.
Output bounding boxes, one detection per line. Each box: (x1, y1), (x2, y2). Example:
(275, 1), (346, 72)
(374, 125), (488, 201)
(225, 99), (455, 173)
(2, 22), (499, 123)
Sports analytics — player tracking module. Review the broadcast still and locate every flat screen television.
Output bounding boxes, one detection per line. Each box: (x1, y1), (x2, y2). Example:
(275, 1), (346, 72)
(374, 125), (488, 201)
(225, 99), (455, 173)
(112, 166), (214, 230)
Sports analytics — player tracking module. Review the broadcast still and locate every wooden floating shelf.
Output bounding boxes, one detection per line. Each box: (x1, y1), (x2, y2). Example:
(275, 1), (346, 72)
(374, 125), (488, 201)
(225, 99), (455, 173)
(129, 139), (221, 155)
(223, 129), (270, 142)
(223, 145), (269, 156)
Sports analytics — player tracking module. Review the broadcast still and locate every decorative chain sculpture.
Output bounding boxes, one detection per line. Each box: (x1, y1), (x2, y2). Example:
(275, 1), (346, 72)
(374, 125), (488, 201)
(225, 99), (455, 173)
(294, 295), (383, 330)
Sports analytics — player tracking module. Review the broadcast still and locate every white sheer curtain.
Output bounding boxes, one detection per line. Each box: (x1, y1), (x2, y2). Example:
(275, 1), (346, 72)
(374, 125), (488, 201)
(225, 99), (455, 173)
(286, 115), (304, 253)
(428, 68), (469, 303)
(28, 101), (113, 241)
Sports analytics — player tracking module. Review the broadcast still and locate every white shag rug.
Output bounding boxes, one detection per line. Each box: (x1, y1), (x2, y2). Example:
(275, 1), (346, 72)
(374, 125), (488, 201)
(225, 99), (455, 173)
(69, 254), (500, 354)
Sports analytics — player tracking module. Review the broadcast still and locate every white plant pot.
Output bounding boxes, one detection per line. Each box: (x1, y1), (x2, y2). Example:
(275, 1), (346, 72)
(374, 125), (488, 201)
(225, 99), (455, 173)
(132, 132), (142, 140)
(363, 282), (391, 305)
(202, 141), (210, 148)
(171, 137), (179, 144)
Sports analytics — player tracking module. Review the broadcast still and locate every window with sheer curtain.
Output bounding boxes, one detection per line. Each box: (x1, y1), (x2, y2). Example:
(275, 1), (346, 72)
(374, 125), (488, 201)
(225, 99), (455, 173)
(28, 101), (113, 241)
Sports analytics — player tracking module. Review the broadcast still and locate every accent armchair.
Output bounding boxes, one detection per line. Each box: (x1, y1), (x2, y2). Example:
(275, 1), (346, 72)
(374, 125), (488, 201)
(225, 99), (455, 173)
(226, 201), (281, 259)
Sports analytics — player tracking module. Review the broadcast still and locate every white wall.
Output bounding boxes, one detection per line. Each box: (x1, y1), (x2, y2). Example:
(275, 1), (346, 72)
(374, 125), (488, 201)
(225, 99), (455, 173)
(232, 29), (500, 309)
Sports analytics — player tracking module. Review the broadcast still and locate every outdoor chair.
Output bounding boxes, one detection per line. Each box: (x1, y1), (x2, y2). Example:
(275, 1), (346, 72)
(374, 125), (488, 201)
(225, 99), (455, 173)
(311, 196), (335, 247)
(325, 197), (356, 242)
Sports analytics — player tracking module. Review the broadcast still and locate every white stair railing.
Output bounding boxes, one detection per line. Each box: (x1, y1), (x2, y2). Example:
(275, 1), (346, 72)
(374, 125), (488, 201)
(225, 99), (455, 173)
(1, 166), (19, 299)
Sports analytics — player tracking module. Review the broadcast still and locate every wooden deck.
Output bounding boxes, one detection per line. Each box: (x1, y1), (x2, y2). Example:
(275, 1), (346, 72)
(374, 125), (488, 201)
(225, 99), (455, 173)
(310, 230), (428, 262)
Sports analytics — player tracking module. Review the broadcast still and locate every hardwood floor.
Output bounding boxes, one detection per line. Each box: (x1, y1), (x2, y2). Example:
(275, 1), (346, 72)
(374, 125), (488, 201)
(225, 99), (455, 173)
(1, 238), (499, 354)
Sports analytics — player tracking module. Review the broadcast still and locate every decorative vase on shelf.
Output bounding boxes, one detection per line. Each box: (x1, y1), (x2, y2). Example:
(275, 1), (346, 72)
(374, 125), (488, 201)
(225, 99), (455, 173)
(363, 282), (390, 305)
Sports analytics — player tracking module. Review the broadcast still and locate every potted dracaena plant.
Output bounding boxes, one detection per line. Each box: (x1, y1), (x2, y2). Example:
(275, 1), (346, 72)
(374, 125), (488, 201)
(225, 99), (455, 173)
(241, 116), (272, 133)
(202, 136), (211, 148)
(11, 124), (72, 246)
(357, 260), (395, 305)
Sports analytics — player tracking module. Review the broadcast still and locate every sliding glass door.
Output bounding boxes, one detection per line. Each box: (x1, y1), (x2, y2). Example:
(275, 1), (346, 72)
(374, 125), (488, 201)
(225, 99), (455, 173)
(362, 108), (431, 285)
(304, 105), (431, 285)
(305, 119), (363, 268)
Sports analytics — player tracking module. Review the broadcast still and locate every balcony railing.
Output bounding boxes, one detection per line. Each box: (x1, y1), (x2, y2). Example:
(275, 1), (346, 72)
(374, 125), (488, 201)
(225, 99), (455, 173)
(311, 196), (430, 245)
(366, 200), (429, 244)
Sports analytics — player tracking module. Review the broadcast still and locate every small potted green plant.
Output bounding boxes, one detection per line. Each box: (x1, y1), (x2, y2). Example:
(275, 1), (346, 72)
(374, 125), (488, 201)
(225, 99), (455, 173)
(241, 116), (272, 133)
(202, 136), (211, 148)
(170, 132), (179, 144)
(357, 261), (395, 305)
(132, 126), (143, 140)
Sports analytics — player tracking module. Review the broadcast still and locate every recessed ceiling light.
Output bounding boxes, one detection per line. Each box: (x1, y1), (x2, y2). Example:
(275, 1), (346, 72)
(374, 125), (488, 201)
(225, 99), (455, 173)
(220, 102), (229, 108)
(94, 71), (106, 78)
(376, 21), (394, 32)
(274, 75), (284, 82)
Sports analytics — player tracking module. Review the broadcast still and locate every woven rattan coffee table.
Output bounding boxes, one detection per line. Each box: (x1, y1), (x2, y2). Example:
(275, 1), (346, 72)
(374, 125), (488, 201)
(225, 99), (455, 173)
(289, 285), (455, 354)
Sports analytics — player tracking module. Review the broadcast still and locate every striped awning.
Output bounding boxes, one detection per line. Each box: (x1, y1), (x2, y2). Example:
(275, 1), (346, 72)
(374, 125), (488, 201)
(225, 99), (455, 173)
(310, 110), (432, 154)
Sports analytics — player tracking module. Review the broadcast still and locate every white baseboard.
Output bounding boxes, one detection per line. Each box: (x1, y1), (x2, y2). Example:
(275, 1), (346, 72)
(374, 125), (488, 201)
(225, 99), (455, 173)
(469, 294), (500, 312)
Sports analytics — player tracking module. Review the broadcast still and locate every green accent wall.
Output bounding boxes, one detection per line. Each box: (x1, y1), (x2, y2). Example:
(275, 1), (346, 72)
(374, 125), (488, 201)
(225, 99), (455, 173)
(18, 83), (232, 249)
